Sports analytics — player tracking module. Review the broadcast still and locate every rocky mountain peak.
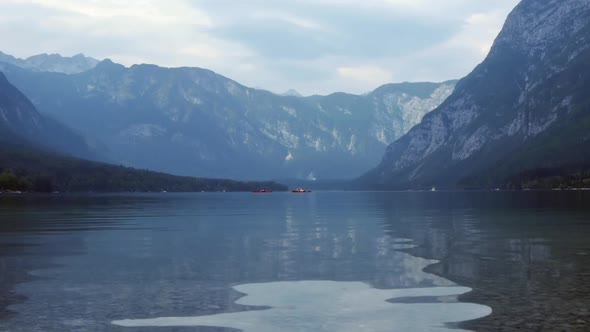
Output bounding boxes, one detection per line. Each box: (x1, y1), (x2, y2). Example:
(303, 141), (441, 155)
(495, 0), (589, 54)
(281, 89), (303, 97)
(95, 59), (126, 72)
(365, 0), (590, 188)
(0, 51), (100, 74)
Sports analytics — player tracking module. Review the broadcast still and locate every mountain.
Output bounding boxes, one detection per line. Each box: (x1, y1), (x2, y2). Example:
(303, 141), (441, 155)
(0, 57), (455, 180)
(363, 0), (590, 189)
(281, 89), (303, 97)
(0, 76), (285, 192)
(0, 72), (100, 160)
(0, 52), (99, 74)
(0, 141), (287, 193)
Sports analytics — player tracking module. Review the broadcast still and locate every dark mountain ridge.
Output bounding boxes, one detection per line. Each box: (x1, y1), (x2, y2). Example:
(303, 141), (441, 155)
(0, 72), (99, 160)
(363, 0), (590, 189)
(0, 75), (286, 193)
(0, 56), (456, 180)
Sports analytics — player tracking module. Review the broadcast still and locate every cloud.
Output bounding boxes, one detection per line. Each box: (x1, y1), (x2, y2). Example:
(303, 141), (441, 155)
(0, 0), (521, 95)
(363, 8), (516, 85)
(337, 66), (393, 91)
(7, 0), (211, 25)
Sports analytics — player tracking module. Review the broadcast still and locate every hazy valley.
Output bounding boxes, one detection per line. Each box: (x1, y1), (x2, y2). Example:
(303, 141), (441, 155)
(0, 56), (454, 180)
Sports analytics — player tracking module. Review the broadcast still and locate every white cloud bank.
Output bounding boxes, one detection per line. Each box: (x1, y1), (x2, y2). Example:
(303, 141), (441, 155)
(0, 0), (521, 95)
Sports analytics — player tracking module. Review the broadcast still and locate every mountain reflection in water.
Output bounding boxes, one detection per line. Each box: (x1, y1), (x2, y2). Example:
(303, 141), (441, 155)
(1, 191), (589, 331)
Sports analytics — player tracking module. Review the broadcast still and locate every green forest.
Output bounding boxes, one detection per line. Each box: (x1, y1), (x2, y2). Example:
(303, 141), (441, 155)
(505, 166), (590, 190)
(0, 144), (286, 193)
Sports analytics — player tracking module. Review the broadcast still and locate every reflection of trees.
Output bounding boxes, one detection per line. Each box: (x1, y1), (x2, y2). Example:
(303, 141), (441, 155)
(8, 191), (589, 331)
(242, 193), (455, 289)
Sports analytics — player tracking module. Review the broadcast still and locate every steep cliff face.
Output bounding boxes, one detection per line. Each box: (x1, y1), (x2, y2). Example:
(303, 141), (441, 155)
(0, 72), (98, 159)
(366, 0), (590, 188)
(0, 57), (454, 180)
(0, 72), (44, 135)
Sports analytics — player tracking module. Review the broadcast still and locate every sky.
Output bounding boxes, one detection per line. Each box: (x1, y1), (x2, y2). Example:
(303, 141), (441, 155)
(0, 0), (521, 95)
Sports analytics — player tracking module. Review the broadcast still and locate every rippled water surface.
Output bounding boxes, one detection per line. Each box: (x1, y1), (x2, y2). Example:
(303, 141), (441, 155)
(1, 191), (589, 331)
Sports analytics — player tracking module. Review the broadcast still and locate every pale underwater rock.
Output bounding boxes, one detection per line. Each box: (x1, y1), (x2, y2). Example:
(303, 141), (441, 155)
(113, 280), (491, 332)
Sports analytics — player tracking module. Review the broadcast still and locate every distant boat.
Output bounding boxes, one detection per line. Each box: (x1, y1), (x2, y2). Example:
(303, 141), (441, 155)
(431, 186), (436, 192)
(253, 188), (273, 193)
(292, 188), (312, 193)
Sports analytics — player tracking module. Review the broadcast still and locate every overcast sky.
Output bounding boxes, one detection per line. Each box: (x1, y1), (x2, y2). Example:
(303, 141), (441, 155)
(0, 0), (520, 95)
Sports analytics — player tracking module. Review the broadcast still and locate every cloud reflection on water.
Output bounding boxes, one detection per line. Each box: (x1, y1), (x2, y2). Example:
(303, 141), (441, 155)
(113, 281), (491, 331)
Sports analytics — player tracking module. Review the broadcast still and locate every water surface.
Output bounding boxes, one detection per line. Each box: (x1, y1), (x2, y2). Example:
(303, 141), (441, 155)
(1, 191), (589, 331)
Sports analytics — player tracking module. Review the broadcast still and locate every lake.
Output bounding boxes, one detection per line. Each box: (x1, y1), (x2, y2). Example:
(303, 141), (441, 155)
(1, 191), (589, 331)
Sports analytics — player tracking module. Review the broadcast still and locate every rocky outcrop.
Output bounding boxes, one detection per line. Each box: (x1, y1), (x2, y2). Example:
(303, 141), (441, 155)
(365, 0), (590, 188)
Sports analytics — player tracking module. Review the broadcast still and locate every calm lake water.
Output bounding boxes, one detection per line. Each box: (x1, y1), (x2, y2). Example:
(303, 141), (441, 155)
(1, 191), (590, 331)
